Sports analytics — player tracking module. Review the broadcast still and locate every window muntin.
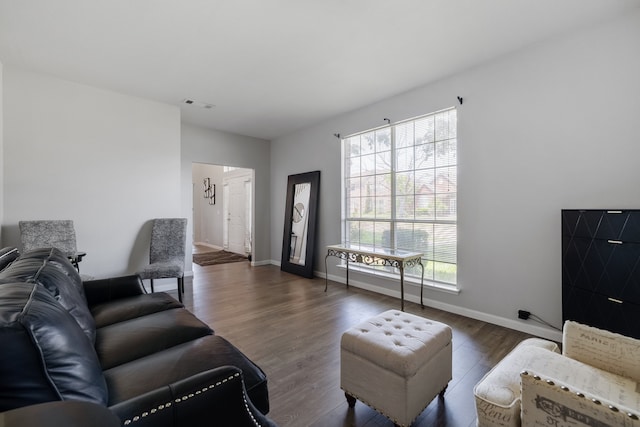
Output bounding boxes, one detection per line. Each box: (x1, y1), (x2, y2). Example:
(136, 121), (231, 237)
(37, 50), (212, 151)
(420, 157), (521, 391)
(343, 108), (457, 286)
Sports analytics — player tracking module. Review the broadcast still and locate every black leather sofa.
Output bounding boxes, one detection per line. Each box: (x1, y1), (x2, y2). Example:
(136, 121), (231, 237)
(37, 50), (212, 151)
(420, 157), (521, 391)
(0, 247), (277, 427)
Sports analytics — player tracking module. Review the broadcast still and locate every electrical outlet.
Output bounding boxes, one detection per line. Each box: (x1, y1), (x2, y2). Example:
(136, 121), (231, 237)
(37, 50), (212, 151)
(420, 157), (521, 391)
(518, 310), (531, 320)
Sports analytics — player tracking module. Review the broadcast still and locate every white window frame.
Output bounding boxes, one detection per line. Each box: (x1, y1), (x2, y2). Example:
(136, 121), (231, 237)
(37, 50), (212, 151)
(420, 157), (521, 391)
(341, 107), (458, 290)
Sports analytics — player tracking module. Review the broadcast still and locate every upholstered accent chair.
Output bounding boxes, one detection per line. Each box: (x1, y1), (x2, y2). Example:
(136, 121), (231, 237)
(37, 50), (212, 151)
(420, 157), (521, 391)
(137, 218), (187, 302)
(474, 321), (640, 427)
(19, 220), (86, 271)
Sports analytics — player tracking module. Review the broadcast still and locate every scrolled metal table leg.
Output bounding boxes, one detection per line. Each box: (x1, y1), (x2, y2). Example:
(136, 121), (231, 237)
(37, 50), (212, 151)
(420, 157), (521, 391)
(420, 261), (425, 308)
(345, 256), (349, 289)
(324, 253), (330, 292)
(400, 264), (405, 312)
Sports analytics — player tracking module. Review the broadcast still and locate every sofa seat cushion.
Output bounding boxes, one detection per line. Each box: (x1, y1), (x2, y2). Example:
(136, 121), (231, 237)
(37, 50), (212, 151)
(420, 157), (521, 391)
(91, 292), (183, 328)
(95, 308), (213, 369)
(0, 283), (107, 410)
(103, 335), (269, 414)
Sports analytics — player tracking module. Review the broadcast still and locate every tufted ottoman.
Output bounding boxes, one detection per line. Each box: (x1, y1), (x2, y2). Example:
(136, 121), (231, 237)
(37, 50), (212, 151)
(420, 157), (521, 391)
(340, 310), (452, 427)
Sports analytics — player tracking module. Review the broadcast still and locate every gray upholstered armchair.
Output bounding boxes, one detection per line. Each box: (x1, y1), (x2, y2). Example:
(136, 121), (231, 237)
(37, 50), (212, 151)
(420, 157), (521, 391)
(137, 218), (187, 302)
(18, 220), (86, 271)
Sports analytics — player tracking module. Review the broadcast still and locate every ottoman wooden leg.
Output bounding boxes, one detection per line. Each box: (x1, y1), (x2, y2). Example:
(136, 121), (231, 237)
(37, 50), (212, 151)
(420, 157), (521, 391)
(345, 392), (357, 408)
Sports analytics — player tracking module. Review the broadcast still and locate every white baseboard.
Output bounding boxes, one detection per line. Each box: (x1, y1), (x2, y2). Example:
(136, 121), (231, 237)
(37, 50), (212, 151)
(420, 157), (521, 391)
(193, 242), (223, 250)
(315, 268), (562, 342)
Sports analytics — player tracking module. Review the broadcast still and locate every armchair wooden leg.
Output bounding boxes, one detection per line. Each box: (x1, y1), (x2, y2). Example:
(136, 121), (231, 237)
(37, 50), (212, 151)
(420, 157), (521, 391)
(345, 392), (356, 408)
(150, 279), (154, 293)
(177, 277), (183, 303)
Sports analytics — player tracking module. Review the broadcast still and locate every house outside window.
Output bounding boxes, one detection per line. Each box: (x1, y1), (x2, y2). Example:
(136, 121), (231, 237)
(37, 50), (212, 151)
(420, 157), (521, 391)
(342, 107), (457, 287)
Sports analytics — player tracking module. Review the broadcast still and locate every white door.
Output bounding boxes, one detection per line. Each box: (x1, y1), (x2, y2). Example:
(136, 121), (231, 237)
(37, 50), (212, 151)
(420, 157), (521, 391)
(223, 184), (229, 249)
(225, 176), (247, 255)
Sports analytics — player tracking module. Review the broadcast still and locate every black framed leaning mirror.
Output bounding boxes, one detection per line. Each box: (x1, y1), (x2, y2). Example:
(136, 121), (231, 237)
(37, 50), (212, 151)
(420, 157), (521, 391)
(281, 170), (320, 278)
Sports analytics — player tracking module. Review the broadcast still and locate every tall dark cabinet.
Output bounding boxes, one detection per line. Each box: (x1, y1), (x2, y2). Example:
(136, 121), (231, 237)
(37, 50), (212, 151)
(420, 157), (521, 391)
(562, 209), (640, 339)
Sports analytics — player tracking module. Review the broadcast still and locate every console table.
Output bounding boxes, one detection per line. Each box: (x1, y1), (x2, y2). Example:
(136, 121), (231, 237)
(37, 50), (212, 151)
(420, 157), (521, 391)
(325, 244), (425, 311)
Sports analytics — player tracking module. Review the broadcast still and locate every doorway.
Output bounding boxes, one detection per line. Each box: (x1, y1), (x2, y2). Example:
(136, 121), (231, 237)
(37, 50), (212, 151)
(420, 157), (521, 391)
(192, 163), (254, 258)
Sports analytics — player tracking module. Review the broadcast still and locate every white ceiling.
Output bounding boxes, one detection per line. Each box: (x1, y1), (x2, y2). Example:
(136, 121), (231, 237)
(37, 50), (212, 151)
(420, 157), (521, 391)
(1, 1), (638, 140)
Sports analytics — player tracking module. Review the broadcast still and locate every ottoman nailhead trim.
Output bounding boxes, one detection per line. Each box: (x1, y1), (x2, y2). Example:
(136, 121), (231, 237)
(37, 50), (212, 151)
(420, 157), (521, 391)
(341, 387), (436, 427)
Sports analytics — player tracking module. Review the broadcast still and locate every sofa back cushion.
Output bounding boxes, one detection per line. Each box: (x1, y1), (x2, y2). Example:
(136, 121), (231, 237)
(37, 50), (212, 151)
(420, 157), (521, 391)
(0, 283), (108, 411)
(0, 248), (96, 343)
(563, 320), (640, 382)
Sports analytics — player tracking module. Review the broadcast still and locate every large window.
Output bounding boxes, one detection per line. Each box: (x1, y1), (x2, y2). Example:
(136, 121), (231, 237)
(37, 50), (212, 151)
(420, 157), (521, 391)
(343, 107), (457, 286)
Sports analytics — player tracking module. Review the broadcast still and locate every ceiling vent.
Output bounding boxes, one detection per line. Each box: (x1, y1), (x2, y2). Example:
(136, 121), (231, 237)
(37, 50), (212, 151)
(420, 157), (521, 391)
(181, 98), (215, 109)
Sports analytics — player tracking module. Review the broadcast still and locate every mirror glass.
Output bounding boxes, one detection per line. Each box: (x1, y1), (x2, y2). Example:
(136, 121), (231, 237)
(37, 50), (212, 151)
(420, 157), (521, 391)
(289, 182), (311, 265)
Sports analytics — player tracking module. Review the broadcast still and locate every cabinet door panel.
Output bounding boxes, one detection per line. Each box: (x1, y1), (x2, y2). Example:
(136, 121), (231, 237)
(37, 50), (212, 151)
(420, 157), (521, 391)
(561, 210), (582, 236)
(562, 236), (640, 304)
(568, 210), (603, 238)
(562, 210), (640, 242)
(620, 211), (640, 243)
(593, 211), (628, 240)
(586, 239), (640, 304)
(562, 236), (608, 294)
(562, 286), (640, 339)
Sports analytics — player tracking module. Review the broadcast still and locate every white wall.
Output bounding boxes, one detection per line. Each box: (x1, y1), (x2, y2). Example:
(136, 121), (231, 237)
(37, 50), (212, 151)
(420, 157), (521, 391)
(0, 61), (3, 242)
(192, 162), (224, 247)
(2, 67), (182, 278)
(271, 10), (640, 340)
(181, 123), (270, 265)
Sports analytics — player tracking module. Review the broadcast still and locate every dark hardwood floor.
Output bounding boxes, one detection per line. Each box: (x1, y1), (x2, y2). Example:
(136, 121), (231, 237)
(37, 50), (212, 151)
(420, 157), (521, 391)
(181, 254), (537, 427)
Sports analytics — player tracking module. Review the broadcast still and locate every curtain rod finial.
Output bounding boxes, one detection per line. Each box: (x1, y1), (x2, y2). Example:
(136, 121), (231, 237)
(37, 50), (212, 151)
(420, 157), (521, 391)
(333, 133), (341, 139)
(383, 118), (391, 124)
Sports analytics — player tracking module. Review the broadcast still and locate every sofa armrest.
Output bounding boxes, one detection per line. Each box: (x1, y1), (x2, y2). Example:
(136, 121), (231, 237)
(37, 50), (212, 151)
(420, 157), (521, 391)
(83, 275), (147, 306)
(520, 371), (640, 427)
(562, 320), (640, 381)
(109, 366), (278, 427)
(0, 401), (120, 427)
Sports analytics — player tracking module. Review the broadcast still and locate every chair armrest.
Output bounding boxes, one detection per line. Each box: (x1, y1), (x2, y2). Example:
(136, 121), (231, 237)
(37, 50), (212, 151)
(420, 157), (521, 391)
(83, 274), (147, 306)
(109, 366), (278, 427)
(0, 401), (120, 427)
(562, 320), (640, 381)
(520, 371), (640, 426)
